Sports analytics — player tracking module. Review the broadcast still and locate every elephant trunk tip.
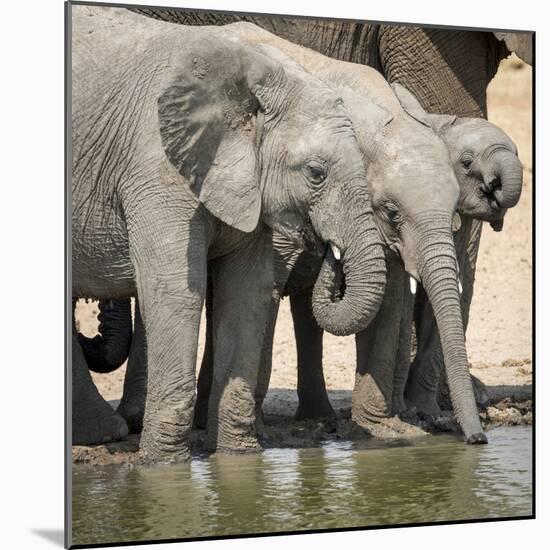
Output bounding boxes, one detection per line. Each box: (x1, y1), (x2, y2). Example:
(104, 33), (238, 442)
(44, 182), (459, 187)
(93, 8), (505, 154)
(466, 432), (488, 445)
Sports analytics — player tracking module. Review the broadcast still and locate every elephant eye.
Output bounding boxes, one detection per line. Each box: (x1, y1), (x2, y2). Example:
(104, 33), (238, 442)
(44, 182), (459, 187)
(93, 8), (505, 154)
(304, 160), (328, 185)
(384, 203), (401, 224)
(461, 156), (473, 169)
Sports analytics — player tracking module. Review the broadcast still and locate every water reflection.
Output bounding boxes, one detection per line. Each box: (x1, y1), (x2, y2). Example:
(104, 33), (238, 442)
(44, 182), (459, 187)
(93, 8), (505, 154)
(72, 426), (532, 546)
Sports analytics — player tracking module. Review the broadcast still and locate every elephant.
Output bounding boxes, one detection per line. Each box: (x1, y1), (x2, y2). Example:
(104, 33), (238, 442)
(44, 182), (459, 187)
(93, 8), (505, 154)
(83, 23), (494, 443)
(131, 4), (531, 415)
(71, 6), (388, 461)
(225, 25), (522, 440)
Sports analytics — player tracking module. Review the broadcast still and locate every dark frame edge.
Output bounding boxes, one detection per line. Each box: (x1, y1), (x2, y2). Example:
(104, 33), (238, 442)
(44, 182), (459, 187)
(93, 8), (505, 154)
(68, 0), (535, 34)
(530, 29), (536, 521)
(69, 514), (535, 549)
(65, 1), (73, 548)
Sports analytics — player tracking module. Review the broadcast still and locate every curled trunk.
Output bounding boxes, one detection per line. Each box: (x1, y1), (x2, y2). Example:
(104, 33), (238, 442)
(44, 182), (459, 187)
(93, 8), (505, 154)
(490, 150), (523, 210)
(312, 190), (386, 336)
(415, 218), (486, 443)
(78, 298), (132, 373)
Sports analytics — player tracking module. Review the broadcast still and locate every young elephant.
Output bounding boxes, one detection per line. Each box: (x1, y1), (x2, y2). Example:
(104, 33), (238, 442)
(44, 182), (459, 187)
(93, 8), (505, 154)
(223, 24), (512, 442)
(390, 86), (523, 418)
(189, 29), (487, 443)
(71, 8), (386, 460)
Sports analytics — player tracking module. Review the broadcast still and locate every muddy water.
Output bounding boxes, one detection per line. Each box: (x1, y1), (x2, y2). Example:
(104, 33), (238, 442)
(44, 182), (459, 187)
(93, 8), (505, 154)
(71, 425), (532, 545)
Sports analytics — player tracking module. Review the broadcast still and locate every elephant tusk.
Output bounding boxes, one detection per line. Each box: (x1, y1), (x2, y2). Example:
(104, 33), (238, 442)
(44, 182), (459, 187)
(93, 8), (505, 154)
(409, 277), (417, 295)
(330, 242), (341, 261)
(456, 261), (463, 294)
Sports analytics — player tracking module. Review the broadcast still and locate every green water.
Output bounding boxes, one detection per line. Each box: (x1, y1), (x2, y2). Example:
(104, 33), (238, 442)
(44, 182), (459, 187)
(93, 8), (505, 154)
(71, 425), (532, 546)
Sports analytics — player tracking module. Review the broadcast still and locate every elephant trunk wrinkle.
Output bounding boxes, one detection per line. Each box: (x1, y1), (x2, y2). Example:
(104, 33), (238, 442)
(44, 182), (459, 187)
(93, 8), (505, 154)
(490, 150), (523, 210)
(416, 225), (485, 442)
(311, 187), (386, 336)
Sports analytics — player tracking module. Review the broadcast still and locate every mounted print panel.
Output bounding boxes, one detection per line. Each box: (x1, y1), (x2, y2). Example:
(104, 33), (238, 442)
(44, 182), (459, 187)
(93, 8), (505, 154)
(66, 1), (534, 547)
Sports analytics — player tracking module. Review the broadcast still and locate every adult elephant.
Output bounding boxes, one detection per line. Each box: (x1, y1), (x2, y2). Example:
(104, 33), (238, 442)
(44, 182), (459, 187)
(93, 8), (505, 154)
(72, 6), (388, 461)
(133, 5), (531, 412)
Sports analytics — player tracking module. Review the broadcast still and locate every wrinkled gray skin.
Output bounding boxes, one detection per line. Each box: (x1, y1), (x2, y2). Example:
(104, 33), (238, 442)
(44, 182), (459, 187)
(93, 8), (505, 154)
(92, 28), (491, 443)
(72, 7), (386, 460)
(230, 30), (516, 442)
(131, 6), (530, 418)
(86, 23), (524, 441)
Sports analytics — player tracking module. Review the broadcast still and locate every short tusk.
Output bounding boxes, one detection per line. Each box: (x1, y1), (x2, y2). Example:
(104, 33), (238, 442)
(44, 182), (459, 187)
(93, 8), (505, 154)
(456, 261), (463, 294)
(410, 277), (417, 295)
(330, 242), (341, 261)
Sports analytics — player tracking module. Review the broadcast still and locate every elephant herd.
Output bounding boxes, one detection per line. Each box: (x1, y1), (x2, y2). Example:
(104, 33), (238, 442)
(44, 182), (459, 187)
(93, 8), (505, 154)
(71, 6), (528, 463)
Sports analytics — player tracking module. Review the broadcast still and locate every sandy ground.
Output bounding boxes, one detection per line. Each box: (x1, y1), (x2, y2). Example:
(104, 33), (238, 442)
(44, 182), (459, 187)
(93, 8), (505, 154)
(73, 55), (532, 462)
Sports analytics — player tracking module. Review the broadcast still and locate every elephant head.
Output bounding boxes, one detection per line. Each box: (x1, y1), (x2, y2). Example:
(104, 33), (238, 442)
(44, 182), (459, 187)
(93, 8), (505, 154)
(391, 83), (523, 231)
(158, 35), (386, 336)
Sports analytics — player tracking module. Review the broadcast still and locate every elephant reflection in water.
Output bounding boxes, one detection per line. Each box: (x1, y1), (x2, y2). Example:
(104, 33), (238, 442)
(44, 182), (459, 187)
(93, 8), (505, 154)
(72, 437), (527, 545)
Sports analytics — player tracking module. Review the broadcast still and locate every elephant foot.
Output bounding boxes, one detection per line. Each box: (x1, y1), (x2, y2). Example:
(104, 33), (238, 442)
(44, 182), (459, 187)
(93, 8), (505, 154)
(73, 395), (129, 446)
(215, 441), (263, 455)
(138, 409), (193, 464)
(208, 416), (262, 454)
(466, 432), (488, 445)
(138, 446), (191, 465)
(116, 399), (144, 434)
(354, 415), (427, 439)
(209, 431), (262, 455)
(295, 396), (336, 422)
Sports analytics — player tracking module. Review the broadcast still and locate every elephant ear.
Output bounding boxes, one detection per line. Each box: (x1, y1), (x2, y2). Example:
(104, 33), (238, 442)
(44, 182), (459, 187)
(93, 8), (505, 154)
(391, 83), (457, 135)
(158, 38), (280, 232)
(337, 88), (393, 151)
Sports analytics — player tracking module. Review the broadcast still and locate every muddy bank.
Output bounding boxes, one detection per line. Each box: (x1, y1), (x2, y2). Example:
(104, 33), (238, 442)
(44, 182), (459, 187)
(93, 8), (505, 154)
(72, 391), (532, 466)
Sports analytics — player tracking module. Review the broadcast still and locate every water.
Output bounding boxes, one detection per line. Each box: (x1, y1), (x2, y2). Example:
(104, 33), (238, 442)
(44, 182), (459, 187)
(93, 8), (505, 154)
(71, 425), (532, 546)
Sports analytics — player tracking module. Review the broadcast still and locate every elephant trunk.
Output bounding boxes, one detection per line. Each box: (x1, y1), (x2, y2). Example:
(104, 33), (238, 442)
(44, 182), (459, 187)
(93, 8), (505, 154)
(78, 298), (133, 373)
(312, 187), (386, 336)
(415, 217), (486, 443)
(487, 150), (523, 210)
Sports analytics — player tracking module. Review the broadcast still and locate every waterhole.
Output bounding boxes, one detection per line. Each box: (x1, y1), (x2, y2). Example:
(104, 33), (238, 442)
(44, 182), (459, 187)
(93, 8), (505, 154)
(71, 425), (532, 545)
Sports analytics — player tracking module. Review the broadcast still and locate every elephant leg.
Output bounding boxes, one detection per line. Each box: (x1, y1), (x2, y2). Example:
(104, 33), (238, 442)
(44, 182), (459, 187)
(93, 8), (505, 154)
(116, 299), (147, 434)
(291, 289), (335, 421)
(391, 276), (415, 415)
(130, 203), (207, 464)
(206, 228), (273, 454)
(193, 268), (213, 430)
(352, 257), (407, 433)
(254, 290), (281, 435)
(404, 287), (443, 417)
(72, 311), (129, 445)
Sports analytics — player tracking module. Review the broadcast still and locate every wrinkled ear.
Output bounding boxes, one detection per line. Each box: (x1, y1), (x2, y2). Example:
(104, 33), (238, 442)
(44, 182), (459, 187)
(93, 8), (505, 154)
(337, 88), (393, 150)
(391, 82), (456, 134)
(158, 39), (279, 232)
(392, 82), (430, 126)
(427, 112), (457, 134)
